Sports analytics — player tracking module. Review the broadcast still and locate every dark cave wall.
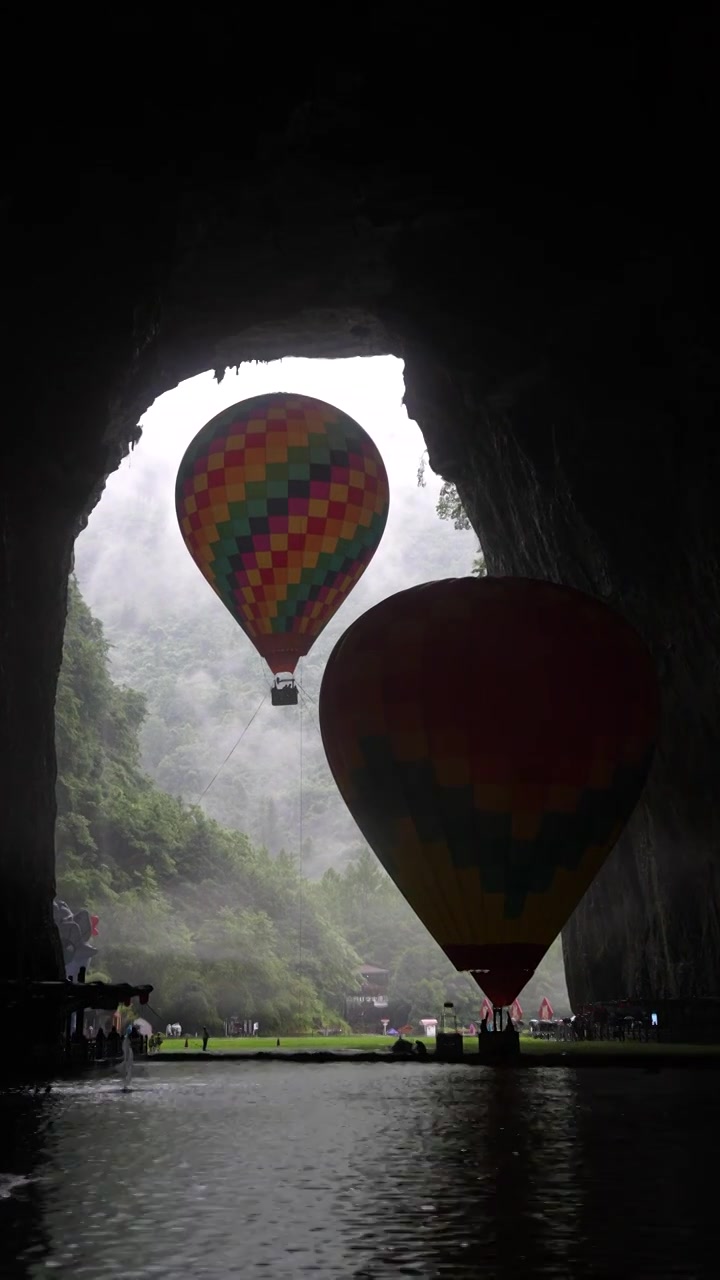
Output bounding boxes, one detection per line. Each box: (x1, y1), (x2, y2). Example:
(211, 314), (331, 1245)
(0, 494), (70, 982)
(2, 130), (174, 983)
(405, 336), (720, 1002)
(2, 14), (719, 1006)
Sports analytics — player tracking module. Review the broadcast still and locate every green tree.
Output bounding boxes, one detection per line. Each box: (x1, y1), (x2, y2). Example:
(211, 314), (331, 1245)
(55, 577), (568, 1033)
(417, 455), (486, 575)
(435, 480), (472, 530)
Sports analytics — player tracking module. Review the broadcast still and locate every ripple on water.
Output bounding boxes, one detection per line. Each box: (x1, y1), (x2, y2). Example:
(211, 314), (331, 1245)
(0, 1063), (715, 1277)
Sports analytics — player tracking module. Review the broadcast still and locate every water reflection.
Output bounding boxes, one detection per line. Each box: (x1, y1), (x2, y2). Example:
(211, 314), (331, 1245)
(572, 1071), (714, 1276)
(0, 1063), (715, 1277)
(0, 1086), (53, 1277)
(348, 1068), (582, 1276)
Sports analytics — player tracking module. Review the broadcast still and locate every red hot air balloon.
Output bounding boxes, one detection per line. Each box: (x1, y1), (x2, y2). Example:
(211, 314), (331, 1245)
(319, 577), (661, 1007)
(175, 393), (389, 696)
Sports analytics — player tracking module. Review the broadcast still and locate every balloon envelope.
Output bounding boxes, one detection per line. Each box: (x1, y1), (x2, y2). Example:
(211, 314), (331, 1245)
(319, 577), (661, 1006)
(176, 393), (389, 674)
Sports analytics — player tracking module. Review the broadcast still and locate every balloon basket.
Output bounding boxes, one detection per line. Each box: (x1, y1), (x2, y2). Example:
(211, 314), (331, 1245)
(435, 1031), (464, 1062)
(271, 680), (298, 707)
(476, 1031), (521, 1064)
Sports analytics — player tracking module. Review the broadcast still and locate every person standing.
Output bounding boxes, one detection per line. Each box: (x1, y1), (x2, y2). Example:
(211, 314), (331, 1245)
(202, 1026), (210, 1052)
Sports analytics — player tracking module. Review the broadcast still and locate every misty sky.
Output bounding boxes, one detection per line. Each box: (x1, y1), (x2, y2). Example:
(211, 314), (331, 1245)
(74, 356), (477, 846)
(72, 357), (568, 1000)
(77, 356), (478, 673)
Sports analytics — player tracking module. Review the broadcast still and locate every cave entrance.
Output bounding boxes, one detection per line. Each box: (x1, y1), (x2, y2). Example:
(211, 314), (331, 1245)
(70, 355), (476, 841)
(57, 352), (570, 1029)
(64, 356), (477, 881)
(57, 352), (485, 1032)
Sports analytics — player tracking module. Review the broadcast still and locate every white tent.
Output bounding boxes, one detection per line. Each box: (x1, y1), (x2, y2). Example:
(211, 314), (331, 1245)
(419, 1018), (438, 1038)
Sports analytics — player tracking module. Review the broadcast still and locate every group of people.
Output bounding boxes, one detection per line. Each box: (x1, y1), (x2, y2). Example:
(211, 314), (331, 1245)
(479, 1011), (518, 1038)
(93, 1023), (145, 1060)
(391, 1036), (428, 1058)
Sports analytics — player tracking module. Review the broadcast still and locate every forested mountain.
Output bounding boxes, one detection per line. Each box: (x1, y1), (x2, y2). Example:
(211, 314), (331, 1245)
(60, 360), (569, 1026)
(55, 580), (568, 1028)
(73, 369), (479, 872)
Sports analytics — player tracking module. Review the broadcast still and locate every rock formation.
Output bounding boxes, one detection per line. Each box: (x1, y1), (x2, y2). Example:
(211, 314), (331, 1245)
(2, 15), (718, 1027)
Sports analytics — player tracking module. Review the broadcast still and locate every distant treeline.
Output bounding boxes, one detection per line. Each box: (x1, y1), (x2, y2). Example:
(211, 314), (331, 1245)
(55, 579), (568, 1031)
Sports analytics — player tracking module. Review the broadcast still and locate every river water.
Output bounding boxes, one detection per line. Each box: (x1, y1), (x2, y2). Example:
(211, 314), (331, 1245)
(0, 1061), (715, 1278)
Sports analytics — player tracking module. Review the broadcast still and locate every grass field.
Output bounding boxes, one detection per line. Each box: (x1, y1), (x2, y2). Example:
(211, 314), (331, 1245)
(159, 1035), (396, 1053)
(157, 1034), (720, 1056)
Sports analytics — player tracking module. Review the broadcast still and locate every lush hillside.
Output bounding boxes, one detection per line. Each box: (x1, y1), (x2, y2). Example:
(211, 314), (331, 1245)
(72, 361), (480, 874)
(73, 468), (478, 871)
(62, 360), (568, 1022)
(55, 580), (569, 1028)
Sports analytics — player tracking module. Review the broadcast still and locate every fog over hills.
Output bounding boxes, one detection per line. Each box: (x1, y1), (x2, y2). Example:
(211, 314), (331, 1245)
(74, 357), (478, 873)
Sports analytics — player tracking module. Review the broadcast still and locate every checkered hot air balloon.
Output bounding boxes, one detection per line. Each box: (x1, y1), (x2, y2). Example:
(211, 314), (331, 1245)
(319, 577), (661, 1008)
(175, 393), (390, 681)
